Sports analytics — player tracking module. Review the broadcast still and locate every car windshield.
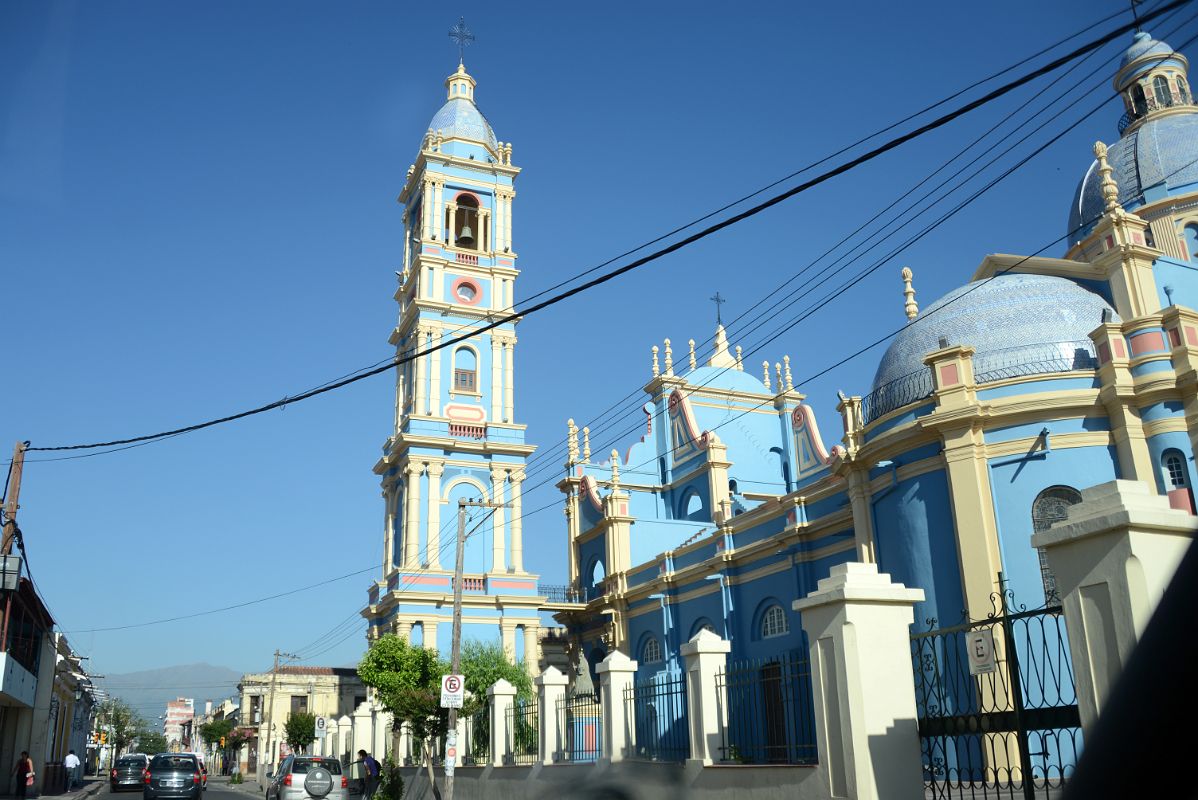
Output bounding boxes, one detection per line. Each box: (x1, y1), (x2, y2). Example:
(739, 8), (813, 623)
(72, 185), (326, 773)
(150, 756), (196, 771)
(292, 759), (341, 775)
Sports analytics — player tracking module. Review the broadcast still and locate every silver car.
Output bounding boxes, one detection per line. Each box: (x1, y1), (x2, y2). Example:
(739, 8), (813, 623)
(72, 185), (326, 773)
(265, 756), (347, 800)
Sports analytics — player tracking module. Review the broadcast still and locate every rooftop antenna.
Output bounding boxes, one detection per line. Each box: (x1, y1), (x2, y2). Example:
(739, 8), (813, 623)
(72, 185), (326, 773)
(710, 291), (726, 326)
(448, 16), (475, 64)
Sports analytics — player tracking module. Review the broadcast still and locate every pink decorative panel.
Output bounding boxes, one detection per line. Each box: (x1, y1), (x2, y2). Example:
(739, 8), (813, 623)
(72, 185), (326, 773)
(939, 363), (959, 387)
(1169, 327), (1181, 347)
(1097, 341), (1112, 364)
(1167, 488), (1195, 514)
(1186, 326), (1198, 347)
(1113, 339), (1127, 359)
(1129, 331), (1166, 356)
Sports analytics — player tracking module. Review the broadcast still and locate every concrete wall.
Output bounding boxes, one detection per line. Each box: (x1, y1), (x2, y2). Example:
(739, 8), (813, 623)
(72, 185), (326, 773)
(398, 761), (828, 800)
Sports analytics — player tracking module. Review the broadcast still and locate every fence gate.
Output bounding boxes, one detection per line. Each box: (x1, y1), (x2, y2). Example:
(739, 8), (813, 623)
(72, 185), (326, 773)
(909, 578), (1082, 799)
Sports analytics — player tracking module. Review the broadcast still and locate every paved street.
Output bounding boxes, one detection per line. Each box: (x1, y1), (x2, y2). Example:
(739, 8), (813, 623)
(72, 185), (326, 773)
(96, 778), (259, 800)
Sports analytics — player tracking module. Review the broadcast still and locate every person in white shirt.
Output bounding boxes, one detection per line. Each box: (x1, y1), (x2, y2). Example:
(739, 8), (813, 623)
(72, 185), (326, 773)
(62, 751), (80, 792)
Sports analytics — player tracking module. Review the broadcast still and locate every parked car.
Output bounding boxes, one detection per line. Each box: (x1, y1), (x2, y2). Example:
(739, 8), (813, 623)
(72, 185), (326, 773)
(265, 756), (348, 800)
(110, 754), (149, 792)
(143, 753), (204, 800)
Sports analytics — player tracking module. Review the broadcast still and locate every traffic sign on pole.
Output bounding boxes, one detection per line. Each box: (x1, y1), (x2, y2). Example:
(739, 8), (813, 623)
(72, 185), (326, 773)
(314, 716), (327, 739)
(440, 674), (465, 708)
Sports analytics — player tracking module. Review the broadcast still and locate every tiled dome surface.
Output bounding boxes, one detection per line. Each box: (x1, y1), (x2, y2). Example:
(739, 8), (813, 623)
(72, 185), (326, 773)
(429, 98), (498, 151)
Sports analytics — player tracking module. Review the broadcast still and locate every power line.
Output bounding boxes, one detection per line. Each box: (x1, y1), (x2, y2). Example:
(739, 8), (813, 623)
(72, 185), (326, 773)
(23, 1), (1185, 456)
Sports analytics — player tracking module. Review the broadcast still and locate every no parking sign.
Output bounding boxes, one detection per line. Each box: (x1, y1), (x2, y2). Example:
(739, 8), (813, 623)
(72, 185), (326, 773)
(440, 674), (465, 708)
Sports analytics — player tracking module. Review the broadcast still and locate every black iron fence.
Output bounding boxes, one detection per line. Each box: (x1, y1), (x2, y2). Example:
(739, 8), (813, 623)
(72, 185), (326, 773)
(716, 649), (817, 765)
(464, 707), (489, 766)
(624, 673), (689, 763)
(910, 576), (1082, 799)
(555, 692), (602, 762)
(538, 584), (583, 603)
(503, 699), (539, 766)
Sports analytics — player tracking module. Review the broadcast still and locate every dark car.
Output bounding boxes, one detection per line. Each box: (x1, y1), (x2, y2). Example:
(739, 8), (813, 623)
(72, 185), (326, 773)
(143, 754), (203, 800)
(111, 754), (149, 792)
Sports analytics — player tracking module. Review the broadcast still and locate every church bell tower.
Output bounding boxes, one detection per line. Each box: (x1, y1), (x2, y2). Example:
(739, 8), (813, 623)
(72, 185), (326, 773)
(363, 54), (544, 670)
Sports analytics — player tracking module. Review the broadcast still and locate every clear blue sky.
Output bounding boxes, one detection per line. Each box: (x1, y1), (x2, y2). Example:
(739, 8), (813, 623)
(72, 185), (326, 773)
(2, 0), (1189, 678)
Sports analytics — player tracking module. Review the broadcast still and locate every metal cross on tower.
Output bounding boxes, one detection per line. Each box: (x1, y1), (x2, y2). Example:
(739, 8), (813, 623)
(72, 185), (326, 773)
(448, 17), (475, 63)
(710, 291), (727, 326)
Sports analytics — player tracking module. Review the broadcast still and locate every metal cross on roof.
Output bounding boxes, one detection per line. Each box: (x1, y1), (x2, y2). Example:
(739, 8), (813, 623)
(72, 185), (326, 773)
(448, 17), (475, 63)
(710, 292), (727, 326)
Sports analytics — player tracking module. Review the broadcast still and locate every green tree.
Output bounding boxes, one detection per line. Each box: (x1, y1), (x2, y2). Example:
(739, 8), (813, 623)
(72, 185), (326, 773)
(225, 727), (253, 753)
(97, 699), (144, 757)
(459, 639), (532, 716)
(198, 719), (234, 749)
(137, 730), (169, 755)
(357, 634), (448, 743)
(284, 712), (317, 755)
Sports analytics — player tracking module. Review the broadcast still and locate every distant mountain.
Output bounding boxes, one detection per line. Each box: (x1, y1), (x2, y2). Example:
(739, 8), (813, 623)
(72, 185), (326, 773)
(99, 663), (244, 723)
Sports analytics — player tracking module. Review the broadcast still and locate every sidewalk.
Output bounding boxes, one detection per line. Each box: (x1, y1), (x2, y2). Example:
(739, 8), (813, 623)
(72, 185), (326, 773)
(0, 777), (104, 800)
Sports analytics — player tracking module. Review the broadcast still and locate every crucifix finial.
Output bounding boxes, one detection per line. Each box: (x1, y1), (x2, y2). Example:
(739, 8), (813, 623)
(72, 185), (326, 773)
(448, 17), (475, 64)
(710, 292), (727, 327)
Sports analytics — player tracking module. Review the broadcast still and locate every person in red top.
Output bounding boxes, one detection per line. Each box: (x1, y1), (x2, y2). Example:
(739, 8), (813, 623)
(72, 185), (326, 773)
(12, 751), (33, 799)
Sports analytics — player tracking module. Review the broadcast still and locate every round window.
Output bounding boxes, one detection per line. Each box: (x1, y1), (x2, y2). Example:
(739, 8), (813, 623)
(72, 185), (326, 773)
(456, 282), (478, 303)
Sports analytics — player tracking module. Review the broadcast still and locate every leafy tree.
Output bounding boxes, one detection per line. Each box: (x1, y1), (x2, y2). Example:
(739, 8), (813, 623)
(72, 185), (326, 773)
(97, 699), (144, 756)
(137, 730), (169, 755)
(226, 727), (253, 753)
(357, 634), (448, 743)
(459, 639), (532, 716)
(198, 719), (234, 748)
(284, 712), (317, 755)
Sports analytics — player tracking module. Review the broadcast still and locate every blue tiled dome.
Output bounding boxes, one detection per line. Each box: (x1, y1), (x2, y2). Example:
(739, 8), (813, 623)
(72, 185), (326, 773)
(1120, 31), (1174, 70)
(429, 97), (498, 151)
(1066, 113), (1198, 241)
(871, 274), (1119, 396)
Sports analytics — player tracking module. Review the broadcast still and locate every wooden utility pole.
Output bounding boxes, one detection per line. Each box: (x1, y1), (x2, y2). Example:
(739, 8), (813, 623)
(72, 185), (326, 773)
(2, 441), (29, 556)
(444, 499), (505, 800)
(259, 649), (299, 787)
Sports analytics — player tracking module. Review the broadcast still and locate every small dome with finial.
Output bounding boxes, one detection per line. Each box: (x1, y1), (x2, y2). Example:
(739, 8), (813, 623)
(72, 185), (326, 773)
(428, 63), (498, 152)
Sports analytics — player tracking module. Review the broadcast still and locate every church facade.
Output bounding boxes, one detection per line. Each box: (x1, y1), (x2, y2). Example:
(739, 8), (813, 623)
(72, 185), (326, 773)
(362, 62), (543, 666)
(552, 29), (1198, 682)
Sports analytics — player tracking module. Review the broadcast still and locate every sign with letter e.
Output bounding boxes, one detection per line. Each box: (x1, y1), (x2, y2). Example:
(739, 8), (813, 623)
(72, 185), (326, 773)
(967, 629), (997, 676)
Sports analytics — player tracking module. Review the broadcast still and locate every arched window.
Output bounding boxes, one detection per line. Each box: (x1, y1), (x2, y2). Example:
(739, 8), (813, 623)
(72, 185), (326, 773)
(1154, 75), (1173, 107)
(1185, 223), (1198, 263)
(1032, 486), (1083, 602)
(690, 618), (717, 639)
(678, 488), (704, 520)
(1161, 449), (1195, 513)
(761, 604), (788, 639)
(1178, 76), (1191, 104)
(453, 347), (477, 392)
(453, 195), (480, 250)
(728, 479), (739, 494)
(641, 637), (662, 664)
(1133, 84), (1149, 116)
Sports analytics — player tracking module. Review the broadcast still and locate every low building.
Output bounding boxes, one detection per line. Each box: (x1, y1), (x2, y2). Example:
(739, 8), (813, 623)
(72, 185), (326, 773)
(237, 666), (365, 777)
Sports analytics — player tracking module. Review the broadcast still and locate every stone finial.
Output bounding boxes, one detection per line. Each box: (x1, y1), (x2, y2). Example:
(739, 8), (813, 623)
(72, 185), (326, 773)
(688, 339), (697, 371)
(582, 427), (591, 462)
(651, 345), (660, 377)
(901, 267), (919, 321)
(610, 449), (620, 489)
(1094, 141), (1120, 213)
(762, 361), (772, 391)
(783, 355), (793, 391)
(708, 324), (737, 368)
(663, 339), (674, 376)
(774, 362), (783, 391)
(735, 346), (743, 371)
(567, 418), (579, 463)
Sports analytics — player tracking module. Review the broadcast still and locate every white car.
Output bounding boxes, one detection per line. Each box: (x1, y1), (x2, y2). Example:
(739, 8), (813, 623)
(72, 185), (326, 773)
(265, 756), (347, 800)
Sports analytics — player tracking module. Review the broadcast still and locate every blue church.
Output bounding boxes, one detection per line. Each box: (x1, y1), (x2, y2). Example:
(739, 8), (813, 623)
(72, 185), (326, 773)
(551, 28), (1198, 685)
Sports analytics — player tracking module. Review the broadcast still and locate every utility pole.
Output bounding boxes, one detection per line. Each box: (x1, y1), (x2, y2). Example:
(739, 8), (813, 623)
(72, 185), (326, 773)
(259, 649), (299, 787)
(2, 441), (29, 556)
(444, 499), (505, 800)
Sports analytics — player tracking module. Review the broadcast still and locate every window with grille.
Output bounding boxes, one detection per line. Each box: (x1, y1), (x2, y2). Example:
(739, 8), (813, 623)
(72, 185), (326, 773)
(761, 604), (788, 639)
(642, 637), (662, 664)
(1165, 451), (1189, 488)
(1154, 75), (1173, 106)
(1032, 486), (1083, 602)
(453, 347), (478, 392)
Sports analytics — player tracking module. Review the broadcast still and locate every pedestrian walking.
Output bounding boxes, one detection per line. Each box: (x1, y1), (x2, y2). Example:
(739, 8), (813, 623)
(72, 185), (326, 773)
(63, 750), (81, 791)
(12, 751), (33, 799)
(357, 750), (380, 800)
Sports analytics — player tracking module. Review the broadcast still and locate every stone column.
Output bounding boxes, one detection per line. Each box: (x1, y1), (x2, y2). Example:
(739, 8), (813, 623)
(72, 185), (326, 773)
(794, 562), (925, 800)
(491, 468), (507, 572)
(398, 724), (412, 766)
(426, 464), (444, 568)
(1032, 480), (1196, 731)
(503, 341), (515, 422)
(844, 468), (876, 563)
(510, 472), (525, 572)
(596, 651), (639, 763)
(382, 486), (395, 575)
(490, 336), (503, 422)
(504, 194), (513, 249)
(488, 679), (517, 768)
(422, 179), (433, 240)
(429, 334), (443, 417)
(446, 203), (457, 248)
(522, 625), (539, 675)
(372, 706), (392, 763)
(680, 629), (731, 766)
(425, 621), (439, 653)
(500, 621), (516, 664)
(413, 327), (427, 414)
(403, 464), (422, 567)
(352, 704), (373, 759)
(396, 621), (412, 641)
(535, 666), (569, 765)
